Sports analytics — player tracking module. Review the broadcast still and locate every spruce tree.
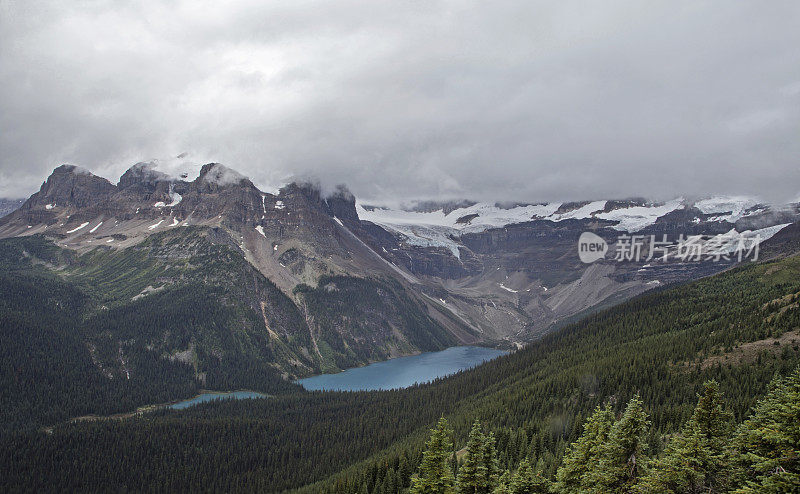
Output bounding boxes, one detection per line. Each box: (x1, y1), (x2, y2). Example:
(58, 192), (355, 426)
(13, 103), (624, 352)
(729, 367), (800, 492)
(493, 470), (512, 494)
(554, 403), (615, 492)
(484, 432), (501, 490)
(587, 395), (650, 493)
(637, 380), (733, 493)
(458, 419), (489, 493)
(411, 417), (456, 494)
(509, 458), (549, 494)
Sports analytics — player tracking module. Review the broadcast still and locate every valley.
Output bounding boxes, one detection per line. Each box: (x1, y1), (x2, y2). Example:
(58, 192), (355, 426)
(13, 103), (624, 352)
(2, 242), (799, 492)
(0, 163), (798, 492)
(3, 3), (799, 491)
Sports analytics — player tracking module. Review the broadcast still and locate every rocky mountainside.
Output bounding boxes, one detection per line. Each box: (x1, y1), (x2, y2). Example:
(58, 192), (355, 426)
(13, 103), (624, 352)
(1, 162), (798, 358)
(0, 163), (476, 389)
(354, 195), (798, 340)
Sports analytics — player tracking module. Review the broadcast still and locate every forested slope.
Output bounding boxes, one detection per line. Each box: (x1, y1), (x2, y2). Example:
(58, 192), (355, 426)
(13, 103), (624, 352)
(0, 227), (462, 433)
(0, 232), (303, 432)
(1, 253), (798, 491)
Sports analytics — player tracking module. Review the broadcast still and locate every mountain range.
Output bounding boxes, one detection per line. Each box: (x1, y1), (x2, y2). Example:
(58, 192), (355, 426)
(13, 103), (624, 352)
(1, 162), (800, 491)
(1, 162), (798, 385)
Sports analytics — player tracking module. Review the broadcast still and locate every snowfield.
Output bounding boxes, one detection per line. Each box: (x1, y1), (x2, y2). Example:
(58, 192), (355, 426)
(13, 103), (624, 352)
(694, 196), (760, 223)
(704, 223), (791, 255)
(357, 198), (655, 238)
(167, 192), (182, 207)
(551, 200), (607, 221)
(596, 199), (684, 232)
(356, 196), (788, 259)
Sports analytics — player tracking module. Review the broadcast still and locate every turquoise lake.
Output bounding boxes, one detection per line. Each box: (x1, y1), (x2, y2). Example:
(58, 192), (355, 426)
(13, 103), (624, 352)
(296, 346), (508, 392)
(169, 390), (267, 410)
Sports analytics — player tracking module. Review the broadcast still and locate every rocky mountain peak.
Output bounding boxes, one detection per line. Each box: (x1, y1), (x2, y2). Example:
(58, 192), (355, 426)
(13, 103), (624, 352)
(27, 164), (116, 209)
(325, 185), (359, 224)
(285, 182), (359, 223)
(197, 163), (251, 187)
(118, 162), (173, 189)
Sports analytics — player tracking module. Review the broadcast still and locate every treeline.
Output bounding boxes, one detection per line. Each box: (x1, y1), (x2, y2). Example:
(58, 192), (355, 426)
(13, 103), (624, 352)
(412, 370), (799, 492)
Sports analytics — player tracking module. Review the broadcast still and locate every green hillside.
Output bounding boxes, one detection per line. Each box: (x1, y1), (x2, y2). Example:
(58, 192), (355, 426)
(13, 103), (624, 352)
(1, 250), (798, 491)
(0, 229), (459, 432)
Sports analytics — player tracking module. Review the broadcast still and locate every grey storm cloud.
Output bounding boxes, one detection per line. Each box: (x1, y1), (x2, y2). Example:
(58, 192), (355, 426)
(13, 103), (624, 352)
(1, 0), (799, 203)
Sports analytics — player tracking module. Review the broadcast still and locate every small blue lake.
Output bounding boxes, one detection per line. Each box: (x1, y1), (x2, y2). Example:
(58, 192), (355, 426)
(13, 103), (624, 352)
(296, 346), (508, 392)
(168, 390), (267, 410)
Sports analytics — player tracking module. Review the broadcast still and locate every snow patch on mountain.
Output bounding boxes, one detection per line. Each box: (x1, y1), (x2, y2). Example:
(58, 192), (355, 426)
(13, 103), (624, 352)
(454, 202), (563, 232)
(704, 223), (790, 255)
(384, 223), (463, 258)
(66, 222), (89, 233)
(499, 283), (518, 293)
(552, 200), (607, 221)
(357, 199), (691, 256)
(596, 199), (684, 232)
(167, 192), (182, 207)
(358, 199), (613, 235)
(694, 196), (759, 223)
(356, 202), (563, 233)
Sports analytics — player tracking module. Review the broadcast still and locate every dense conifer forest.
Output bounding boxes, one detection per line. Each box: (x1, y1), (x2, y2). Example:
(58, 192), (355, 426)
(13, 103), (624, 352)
(1, 245), (798, 491)
(410, 370), (799, 492)
(0, 230), (469, 434)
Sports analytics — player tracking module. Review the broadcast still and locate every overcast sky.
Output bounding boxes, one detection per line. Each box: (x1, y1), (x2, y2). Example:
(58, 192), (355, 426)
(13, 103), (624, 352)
(1, 1), (799, 203)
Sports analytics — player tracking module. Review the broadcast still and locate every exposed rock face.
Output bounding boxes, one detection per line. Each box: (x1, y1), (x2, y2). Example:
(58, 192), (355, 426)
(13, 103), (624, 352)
(324, 185), (359, 224)
(2, 162), (798, 351)
(0, 165), (476, 376)
(760, 221), (800, 259)
(22, 165), (117, 210)
(117, 162), (172, 189)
